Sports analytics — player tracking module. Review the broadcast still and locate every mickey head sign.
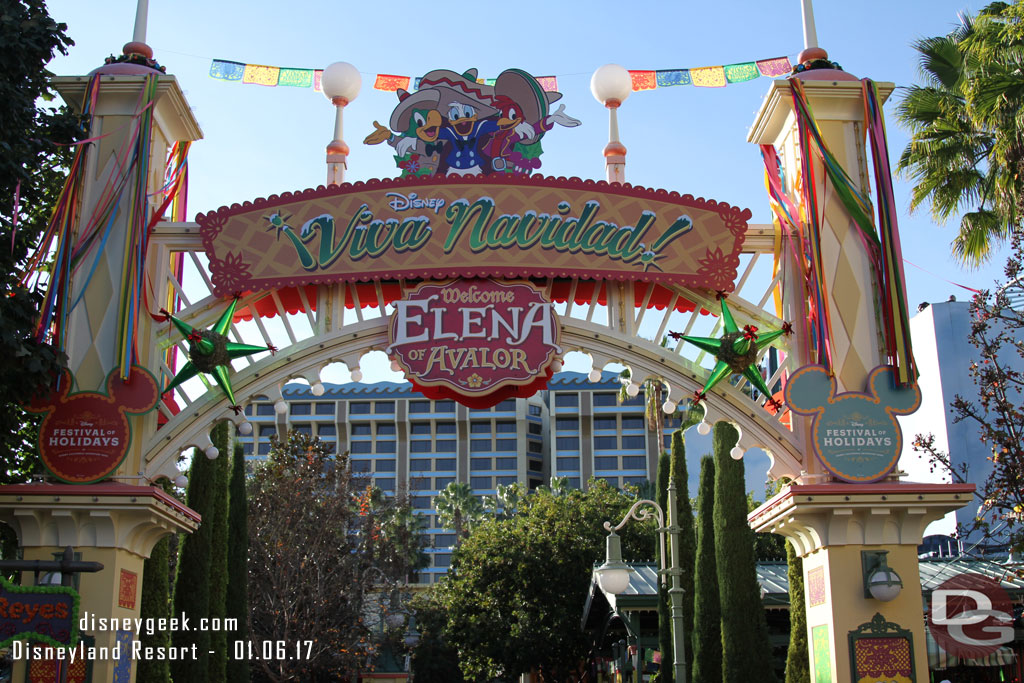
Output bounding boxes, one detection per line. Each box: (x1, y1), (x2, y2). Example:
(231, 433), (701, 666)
(26, 367), (159, 484)
(784, 365), (920, 483)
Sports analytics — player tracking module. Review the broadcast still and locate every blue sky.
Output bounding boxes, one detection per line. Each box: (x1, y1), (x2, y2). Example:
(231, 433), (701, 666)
(45, 0), (1004, 307)
(44, 0), (1002, 496)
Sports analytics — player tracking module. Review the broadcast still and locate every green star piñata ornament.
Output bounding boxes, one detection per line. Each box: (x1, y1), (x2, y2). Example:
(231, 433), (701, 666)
(160, 297), (276, 413)
(672, 296), (791, 409)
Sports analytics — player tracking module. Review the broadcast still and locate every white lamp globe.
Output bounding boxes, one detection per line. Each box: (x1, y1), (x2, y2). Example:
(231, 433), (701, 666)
(311, 382), (326, 397)
(730, 445), (744, 460)
(697, 421), (711, 436)
(625, 382), (640, 397)
(350, 369), (363, 382)
(274, 399), (288, 414)
(867, 569), (903, 602)
(591, 64), (632, 106)
(205, 445), (219, 459)
(662, 400), (676, 414)
(588, 368), (603, 383)
(322, 62), (361, 103)
(237, 421), (253, 436)
(173, 474), (188, 488)
(596, 567), (632, 595)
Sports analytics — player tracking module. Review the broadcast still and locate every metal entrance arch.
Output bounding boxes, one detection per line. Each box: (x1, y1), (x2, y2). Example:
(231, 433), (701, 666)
(143, 221), (804, 484)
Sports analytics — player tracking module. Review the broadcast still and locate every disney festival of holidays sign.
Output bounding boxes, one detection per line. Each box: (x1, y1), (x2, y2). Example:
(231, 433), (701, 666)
(784, 365), (920, 483)
(198, 175), (750, 297)
(386, 279), (560, 408)
(25, 367), (159, 484)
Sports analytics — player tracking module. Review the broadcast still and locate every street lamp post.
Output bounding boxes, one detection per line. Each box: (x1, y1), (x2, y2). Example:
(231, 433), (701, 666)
(595, 482), (686, 683)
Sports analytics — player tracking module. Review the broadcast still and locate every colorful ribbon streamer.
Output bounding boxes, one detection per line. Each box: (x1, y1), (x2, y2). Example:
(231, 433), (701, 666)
(630, 56), (792, 91)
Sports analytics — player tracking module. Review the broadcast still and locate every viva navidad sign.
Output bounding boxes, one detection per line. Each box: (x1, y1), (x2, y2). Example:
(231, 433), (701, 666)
(198, 175), (750, 297)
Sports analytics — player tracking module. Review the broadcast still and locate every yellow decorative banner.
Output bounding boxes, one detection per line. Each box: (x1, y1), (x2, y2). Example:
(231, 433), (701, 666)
(691, 66), (726, 88)
(242, 64), (280, 86)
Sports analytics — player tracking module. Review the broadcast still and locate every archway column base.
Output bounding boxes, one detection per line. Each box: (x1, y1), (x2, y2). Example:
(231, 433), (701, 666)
(0, 483), (199, 683)
(749, 481), (973, 683)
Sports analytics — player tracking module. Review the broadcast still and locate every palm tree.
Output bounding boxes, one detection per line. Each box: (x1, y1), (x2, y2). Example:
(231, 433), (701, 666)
(897, 3), (1023, 266)
(433, 482), (484, 541)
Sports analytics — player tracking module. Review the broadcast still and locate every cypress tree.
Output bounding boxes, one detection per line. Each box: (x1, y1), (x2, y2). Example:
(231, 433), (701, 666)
(171, 424), (223, 683)
(208, 423), (231, 683)
(690, 456), (720, 683)
(227, 442), (251, 683)
(655, 449), (672, 683)
(785, 543), (811, 683)
(137, 536), (171, 683)
(712, 421), (778, 683)
(667, 430), (695, 675)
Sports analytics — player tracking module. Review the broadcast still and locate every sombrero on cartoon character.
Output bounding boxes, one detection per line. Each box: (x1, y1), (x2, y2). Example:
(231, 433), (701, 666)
(364, 87), (444, 177)
(419, 69), (505, 175)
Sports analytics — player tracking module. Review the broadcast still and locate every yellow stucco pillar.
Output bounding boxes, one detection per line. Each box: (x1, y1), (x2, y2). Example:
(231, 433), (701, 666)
(0, 483), (199, 682)
(751, 483), (971, 682)
(0, 60), (203, 682)
(747, 61), (974, 681)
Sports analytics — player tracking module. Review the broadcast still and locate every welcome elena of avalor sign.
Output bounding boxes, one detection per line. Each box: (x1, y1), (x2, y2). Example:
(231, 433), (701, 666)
(198, 175), (750, 297)
(387, 279), (559, 407)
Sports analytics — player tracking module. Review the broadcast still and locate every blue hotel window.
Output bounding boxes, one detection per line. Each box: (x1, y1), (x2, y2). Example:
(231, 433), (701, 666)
(351, 442), (372, 454)
(594, 418), (617, 430)
(556, 418), (579, 431)
(259, 425), (277, 437)
(494, 439), (517, 451)
(435, 458), (456, 471)
(529, 423), (542, 435)
(621, 417), (644, 430)
(435, 440), (456, 452)
(527, 459), (543, 473)
(291, 403), (311, 415)
(257, 442), (271, 455)
(411, 460), (432, 471)
(314, 402), (334, 415)
(375, 401), (395, 414)
(242, 442), (253, 455)
(434, 554), (452, 568)
(623, 476), (647, 487)
(351, 460), (371, 473)
(529, 405), (542, 416)
(351, 424), (371, 436)
(410, 441), (432, 453)
(471, 422), (491, 433)
(375, 477), (395, 491)
(568, 477), (581, 489)
(594, 436), (617, 451)
(411, 496), (431, 509)
(470, 440), (491, 452)
(496, 421), (516, 433)
(622, 456), (647, 469)
(256, 404), (275, 416)
(593, 393), (617, 407)
(556, 457), (579, 471)
(436, 422), (456, 434)
(433, 534), (456, 548)
(554, 394), (578, 407)
(555, 437), (579, 450)
(471, 458), (493, 471)
(377, 423), (396, 435)
(375, 460), (396, 472)
(318, 425), (336, 437)
(434, 477), (454, 489)
(494, 399), (515, 411)
(595, 456), (619, 470)
(350, 402), (371, 414)
(410, 478), (431, 491)
(528, 441), (542, 453)
(496, 476), (517, 486)
(496, 457), (517, 470)
(470, 476), (492, 489)
(293, 425), (312, 435)
(409, 401), (430, 413)
(411, 423), (431, 434)
(376, 441), (396, 454)
(621, 435), (646, 449)
(434, 400), (455, 412)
